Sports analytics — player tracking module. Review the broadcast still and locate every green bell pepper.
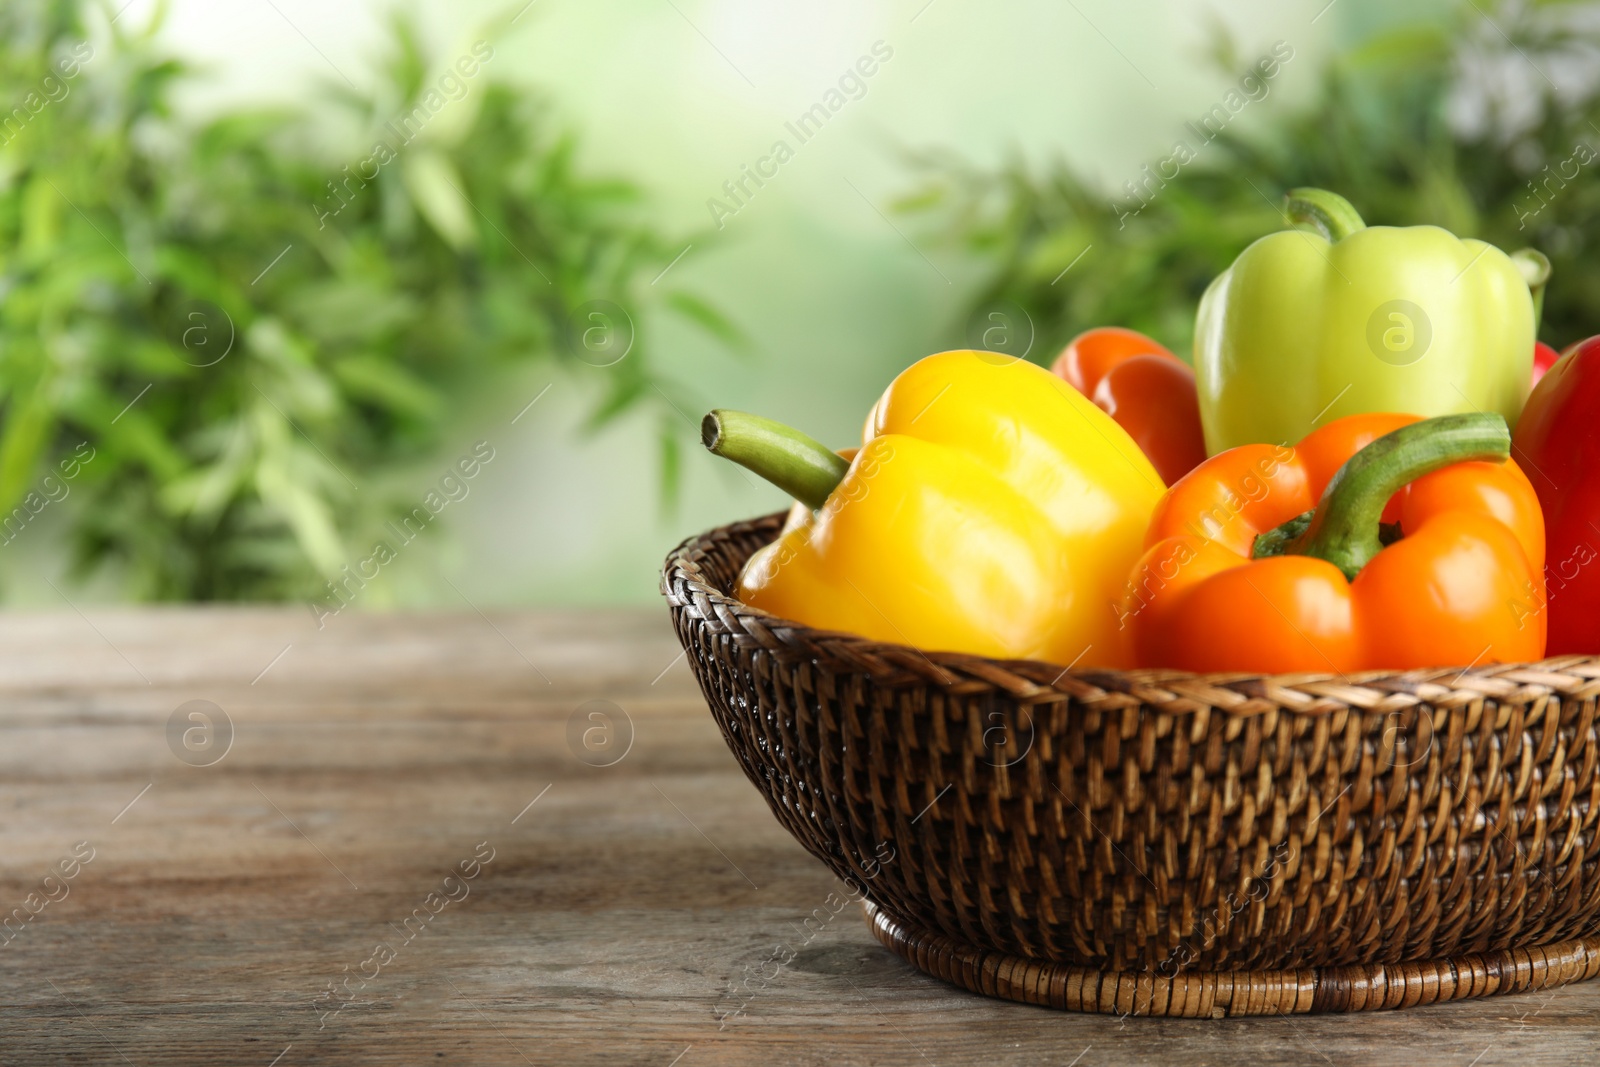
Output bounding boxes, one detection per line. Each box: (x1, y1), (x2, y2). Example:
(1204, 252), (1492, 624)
(1194, 187), (1549, 454)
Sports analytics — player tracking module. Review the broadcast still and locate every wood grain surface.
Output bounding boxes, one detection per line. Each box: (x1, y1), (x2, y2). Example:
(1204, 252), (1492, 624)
(0, 607), (1594, 1066)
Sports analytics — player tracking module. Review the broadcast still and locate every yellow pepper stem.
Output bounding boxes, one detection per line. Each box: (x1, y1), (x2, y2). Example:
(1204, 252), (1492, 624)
(1284, 187), (1366, 242)
(702, 409), (848, 511)
(1511, 248), (1551, 332)
(1253, 413), (1510, 581)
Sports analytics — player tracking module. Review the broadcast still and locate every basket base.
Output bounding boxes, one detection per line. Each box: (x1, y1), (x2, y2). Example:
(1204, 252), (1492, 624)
(865, 902), (1600, 1017)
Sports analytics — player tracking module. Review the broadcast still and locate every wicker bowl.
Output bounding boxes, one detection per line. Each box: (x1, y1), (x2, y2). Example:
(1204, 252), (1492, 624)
(662, 513), (1600, 1017)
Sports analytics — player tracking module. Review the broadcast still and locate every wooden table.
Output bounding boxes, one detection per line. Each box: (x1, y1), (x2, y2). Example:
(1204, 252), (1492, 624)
(1, 608), (1594, 1066)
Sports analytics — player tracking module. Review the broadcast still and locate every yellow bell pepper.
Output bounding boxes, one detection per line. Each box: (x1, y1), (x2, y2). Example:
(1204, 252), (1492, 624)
(702, 350), (1164, 667)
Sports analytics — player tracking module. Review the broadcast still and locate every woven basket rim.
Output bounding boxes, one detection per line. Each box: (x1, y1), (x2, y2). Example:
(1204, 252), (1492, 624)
(662, 510), (1600, 716)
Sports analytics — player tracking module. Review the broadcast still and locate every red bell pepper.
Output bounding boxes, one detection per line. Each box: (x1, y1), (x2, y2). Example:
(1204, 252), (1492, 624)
(1532, 341), (1562, 386)
(1512, 335), (1600, 654)
(1051, 327), (1207, 486)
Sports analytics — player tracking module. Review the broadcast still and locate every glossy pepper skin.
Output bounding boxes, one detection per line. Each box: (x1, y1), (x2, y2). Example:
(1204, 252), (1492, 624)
(1532, 340), (1563, 386)
(712, 351), (1165, 667)
(1511, 335), (1600, 654)
(1123, 412), (1546, 674)
(1051, 327), (1208, 486)
(1194, 188), (1545, 454)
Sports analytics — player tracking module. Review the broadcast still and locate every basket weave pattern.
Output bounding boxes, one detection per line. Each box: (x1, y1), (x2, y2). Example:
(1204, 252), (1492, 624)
(663, 513), (1600, 1013)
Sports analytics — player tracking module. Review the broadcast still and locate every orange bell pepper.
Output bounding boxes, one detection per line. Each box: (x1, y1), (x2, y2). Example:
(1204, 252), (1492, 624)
(1122, 412), (1546, 673)
(1052, 326), (1208, 487)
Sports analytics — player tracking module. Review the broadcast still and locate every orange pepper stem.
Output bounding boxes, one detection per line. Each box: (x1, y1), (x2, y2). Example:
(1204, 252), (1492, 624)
(1252, 413), (1511, 581)
(702, 409), (848, 511)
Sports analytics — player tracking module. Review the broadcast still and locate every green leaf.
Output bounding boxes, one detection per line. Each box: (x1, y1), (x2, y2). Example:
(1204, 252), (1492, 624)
(583, 376), (647, 431)
(331, 355), (440, 420)
(665, 290), (749, 353)
(0, 382), (56, 516)
(255, 457), (346, 577)
(402, 151), (477, 250)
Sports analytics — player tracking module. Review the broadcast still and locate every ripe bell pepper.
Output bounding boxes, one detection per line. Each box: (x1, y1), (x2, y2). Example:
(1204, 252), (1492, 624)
(1194, 187), (1549, 454)
(1532, 340), (1563, 386)
(1051, 326), (1208, 486)
(703, 350), (1165, 667)
(1123, 412), (1546, 673)
(1512, 335), (1600, 654)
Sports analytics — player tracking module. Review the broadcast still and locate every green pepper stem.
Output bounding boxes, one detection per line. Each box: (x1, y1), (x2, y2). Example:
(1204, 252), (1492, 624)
(702, 409), (848, 511)
(1510, 248), (1551, 334)
(1253, 413), (1509, 581)
(1284, 188), (1366, 243)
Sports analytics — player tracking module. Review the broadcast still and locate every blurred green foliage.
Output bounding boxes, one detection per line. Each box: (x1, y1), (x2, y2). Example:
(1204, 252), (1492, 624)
(901, 0), (1600, 361)
(0, 0), (730, 599)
